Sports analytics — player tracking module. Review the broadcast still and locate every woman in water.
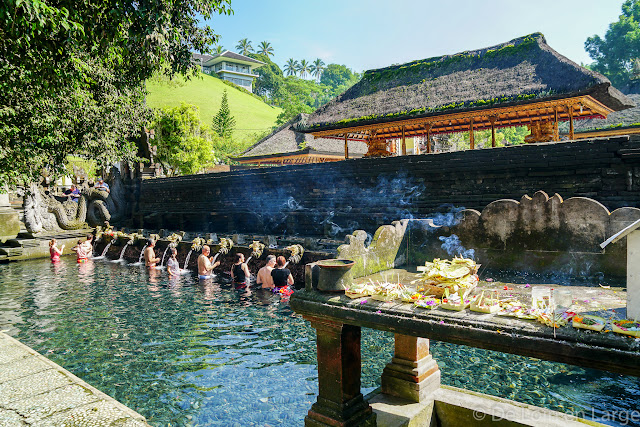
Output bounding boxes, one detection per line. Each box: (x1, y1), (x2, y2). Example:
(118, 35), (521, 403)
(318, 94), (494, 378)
(271, 256), (294, 290)
(49, 239), (64, 262)
(166, 248), (181, 277)
(230, 253), (251, 288)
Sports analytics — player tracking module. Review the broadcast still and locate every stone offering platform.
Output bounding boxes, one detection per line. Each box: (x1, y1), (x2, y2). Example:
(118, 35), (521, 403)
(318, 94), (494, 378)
(0, 332), (149, 426)
(291, 267), (636, 426)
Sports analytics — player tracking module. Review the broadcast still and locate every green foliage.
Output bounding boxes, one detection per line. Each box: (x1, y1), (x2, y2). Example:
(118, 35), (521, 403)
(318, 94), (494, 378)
(298, 59), (311, 79)
(152, 103), (215, 175)
(311, 58), (325, 81)
(258, 41), (274, 57)
(212, 90), (236, 139)
(320, 64), (360, 89)
(249, 53), (284, 100)
(284, 59), (299, 77)
(0, 0), (232, 187)
(585, 0), (640, 88)
(440, 126), (528, 151)
(236, 38), (254, 55)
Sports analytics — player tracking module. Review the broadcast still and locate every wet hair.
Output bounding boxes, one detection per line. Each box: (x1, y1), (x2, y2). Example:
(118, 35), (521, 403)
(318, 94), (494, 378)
(202, 245), (210, 253)
(49, 239), (56, 247)
(235, 253), (244, 262)
(266, 255), (276, 263)
(148, 238), (155, 246)
(276, 256), (286, 267)
(170, 247), (177, 257)
(86, 234), (93, 241)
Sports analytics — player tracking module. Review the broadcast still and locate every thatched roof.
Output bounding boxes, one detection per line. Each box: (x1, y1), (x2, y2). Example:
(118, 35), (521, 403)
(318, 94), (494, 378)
(238, 114), (367, 159)
(299, 33), (634, 133)
(566, 93), (640, 132)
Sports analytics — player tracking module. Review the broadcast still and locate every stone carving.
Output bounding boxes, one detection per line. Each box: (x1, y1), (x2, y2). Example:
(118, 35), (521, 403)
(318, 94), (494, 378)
(23, 168), (127, 234)
(409, 190), (640, 277)
(525, 121), (555, 143)
(338, 220), (409, 278)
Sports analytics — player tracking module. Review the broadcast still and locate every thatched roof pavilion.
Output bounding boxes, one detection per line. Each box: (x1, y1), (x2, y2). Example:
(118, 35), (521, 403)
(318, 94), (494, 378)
(562, 93), (640, 139)
(297, 33), (635, 156)
(235, 114), (367, 166)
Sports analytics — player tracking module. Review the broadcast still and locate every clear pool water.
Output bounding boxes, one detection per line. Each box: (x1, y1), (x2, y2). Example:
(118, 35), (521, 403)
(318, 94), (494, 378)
(0, 258), (638, 426)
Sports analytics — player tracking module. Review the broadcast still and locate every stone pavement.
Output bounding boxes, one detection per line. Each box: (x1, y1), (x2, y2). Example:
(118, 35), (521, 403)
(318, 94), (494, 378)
(0, 332), (150, 426)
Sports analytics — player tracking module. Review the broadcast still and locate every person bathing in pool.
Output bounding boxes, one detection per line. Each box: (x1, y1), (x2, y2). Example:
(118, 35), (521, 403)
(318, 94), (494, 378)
(166, 247), (181, 277)
(197, 245), (220, 279)
(230, 252), (251, 288)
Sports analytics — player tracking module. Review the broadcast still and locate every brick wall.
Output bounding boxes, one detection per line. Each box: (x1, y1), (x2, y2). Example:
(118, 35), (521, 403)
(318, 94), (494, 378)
(136, 134), (640, 236)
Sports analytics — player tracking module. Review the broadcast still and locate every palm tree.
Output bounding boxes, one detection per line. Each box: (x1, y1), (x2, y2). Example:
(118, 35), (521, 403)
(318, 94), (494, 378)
(284, 58), (299, 76)
(235, 38), (253, 55)
(214, 45), (224, 54)
(258, 41), (274, 58)
(298, 59), (310, 79)
(311, 58), (325, 81)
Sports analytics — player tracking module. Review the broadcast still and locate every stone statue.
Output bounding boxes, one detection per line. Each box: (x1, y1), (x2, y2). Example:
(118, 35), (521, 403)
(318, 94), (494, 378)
(22, 167), (127, 234)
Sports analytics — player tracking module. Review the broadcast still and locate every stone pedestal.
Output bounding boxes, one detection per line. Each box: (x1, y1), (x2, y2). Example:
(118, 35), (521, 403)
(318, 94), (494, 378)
(381, 334), (441, 403)
(0, 193), (19, 244)
(304, 316), (376, 427)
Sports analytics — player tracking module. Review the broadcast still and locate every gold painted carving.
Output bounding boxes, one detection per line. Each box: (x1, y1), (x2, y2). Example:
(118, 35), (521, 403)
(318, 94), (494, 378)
(524, 121), (554, 143)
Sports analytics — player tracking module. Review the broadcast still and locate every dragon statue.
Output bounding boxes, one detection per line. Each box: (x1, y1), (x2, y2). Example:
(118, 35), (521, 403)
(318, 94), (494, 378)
(23, 168), (127, 234)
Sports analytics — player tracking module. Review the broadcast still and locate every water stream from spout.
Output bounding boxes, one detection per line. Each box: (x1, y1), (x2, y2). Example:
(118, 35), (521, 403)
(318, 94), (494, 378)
(183, 250), (193, 270)
(138, 244), (148, 264)
(160, 246), (170, 267)
(118, 243), (130, 261)
(99, 242), (112, 258)
(212, 252), (220, 264)
(245, 256), (252, 264)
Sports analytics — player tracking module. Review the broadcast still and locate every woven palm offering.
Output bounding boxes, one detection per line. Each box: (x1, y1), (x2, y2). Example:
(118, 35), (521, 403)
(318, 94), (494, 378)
(345, 282), (377, 299)
(572, 315), (606, 332)
(611, 319), (640, 337)
(413, 257), (479, 299)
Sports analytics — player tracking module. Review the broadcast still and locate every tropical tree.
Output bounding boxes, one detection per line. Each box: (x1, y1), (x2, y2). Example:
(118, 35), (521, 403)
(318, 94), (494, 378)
(214, 45), (225, 54)
(585, 0), (640, 88)
(236, 38), (253, 55)
(153, 103), (216, 176)
(212, 90), (236, 140)
(298, 59), (311, 79)
(284, 58), (299, 76)
(258, 41), (274, 57)
(0, 0), (232, 187)
(311, 58), (325, 81)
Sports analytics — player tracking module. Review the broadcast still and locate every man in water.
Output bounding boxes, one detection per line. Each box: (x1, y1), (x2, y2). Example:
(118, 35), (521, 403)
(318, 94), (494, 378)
(197, 245), (220, 279)
(256, 255), (276, 289)
(144, 239), (160, 268)
(95, 177), (110, 194)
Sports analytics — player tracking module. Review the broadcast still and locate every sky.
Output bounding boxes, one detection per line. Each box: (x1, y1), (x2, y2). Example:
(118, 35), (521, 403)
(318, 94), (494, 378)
(202, 0), (625, 74)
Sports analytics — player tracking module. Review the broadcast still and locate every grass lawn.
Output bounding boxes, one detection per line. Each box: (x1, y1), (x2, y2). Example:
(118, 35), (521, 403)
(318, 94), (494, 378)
(146, 73), (281, 143)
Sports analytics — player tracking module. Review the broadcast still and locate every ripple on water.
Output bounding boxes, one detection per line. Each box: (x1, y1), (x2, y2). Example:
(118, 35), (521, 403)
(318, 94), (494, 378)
(0, 259), (638, 426)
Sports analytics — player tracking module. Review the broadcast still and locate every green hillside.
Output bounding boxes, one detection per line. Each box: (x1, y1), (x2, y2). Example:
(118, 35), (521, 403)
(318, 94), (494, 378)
(146, 73), (281, 142)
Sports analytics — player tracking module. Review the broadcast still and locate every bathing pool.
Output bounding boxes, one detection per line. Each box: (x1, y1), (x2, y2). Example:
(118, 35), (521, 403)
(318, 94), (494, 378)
(0, 258), (638, 426)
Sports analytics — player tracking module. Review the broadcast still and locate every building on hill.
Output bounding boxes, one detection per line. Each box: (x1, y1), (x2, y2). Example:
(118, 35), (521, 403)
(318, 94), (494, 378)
(561, 93), (640, 139)
(192, 51), (264, 93)
(234, 114), (368, 167)
(296, 33), (635, 157)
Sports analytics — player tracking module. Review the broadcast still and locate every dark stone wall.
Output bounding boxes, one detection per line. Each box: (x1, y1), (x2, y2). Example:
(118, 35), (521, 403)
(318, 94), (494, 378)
(135, 134), (640, 237)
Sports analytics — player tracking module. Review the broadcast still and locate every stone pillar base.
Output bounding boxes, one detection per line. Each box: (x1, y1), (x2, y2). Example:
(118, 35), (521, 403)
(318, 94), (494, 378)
(381, 334), (441, 403)
(306, 394), (376, 427)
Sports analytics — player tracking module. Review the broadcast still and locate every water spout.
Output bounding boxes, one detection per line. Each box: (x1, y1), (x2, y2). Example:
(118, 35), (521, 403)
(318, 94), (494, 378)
(118, 243), (130, 261)
(92, 242), (112, 260)
(160, 246), (170, 267)
(138, 244), (148, 264)
(183, 249), (194, 270)
(245, 256), (252, 264)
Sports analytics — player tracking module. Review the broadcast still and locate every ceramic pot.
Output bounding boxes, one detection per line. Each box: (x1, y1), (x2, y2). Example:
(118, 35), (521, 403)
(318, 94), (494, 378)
(315, 259), (355, 292)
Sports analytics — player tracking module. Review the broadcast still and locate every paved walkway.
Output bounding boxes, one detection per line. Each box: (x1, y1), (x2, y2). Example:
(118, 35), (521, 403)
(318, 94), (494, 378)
(0, 333), (150, 426)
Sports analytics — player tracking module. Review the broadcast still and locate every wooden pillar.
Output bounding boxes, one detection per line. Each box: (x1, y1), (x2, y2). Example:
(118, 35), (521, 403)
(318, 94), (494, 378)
(304, 316), (375, 427)
(425, 124), (432, 153)
(553, 108), (559, 141)
(381, 334), (441, 402)
(401, 126), (407, 156)
(469, 119), (475, 149)
(569, 106), (575, 140)
(489, 116), (497, 148)
(344, 134), (349, 160)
